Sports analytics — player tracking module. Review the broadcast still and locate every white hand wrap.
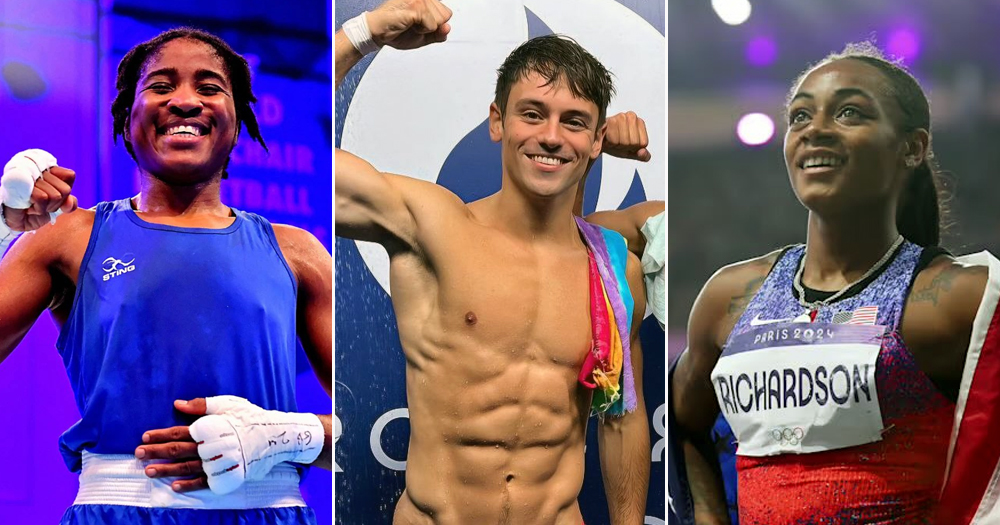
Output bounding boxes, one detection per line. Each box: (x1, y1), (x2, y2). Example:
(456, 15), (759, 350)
(0, 210), (16, 250)
(343, 12), (381, 56)
(1, 149), (63, 224)
(188, 396), (325, 495)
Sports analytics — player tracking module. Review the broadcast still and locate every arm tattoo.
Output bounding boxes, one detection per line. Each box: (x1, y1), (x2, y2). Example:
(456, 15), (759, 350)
(727, 275), (766, 316)
(725, 255), (776, 317)
(909, 265), (961, 307)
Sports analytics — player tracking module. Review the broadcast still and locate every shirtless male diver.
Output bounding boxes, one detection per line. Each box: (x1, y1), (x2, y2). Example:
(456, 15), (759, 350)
(335, 1), (650, 524)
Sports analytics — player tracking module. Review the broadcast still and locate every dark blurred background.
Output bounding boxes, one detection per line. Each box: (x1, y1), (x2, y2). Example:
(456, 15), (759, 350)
(668, 0), (1000, 357)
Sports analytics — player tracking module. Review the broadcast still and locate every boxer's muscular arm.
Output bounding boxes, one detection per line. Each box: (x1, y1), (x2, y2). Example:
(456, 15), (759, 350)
(599, 253), (650, 525)
(273, 224), (332, 395)
(274, 224), (333, 469)
(0, 229), (59, 361)
(0, 163), (80, 362)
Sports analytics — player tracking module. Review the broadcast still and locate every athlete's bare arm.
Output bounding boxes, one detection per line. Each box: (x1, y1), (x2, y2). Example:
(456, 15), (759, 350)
(335, 150), (417, 248)
(3, 165), (79, 232)
(599, 111), (651, 163)
(0, 164), (82, 362)
(901, 255), (988, 400)
(0, 231), (61, 360)
(334, 0), (455, 251)
(672, 251), (781, 525)
(575, 111), (659, 257)
(273, 224), (333, 395)
(335, 0), (451, 89)
(598, 252), (650, 524)
(274, 224), (334, 469)
(576, 112), (649, 219)
(587, 201), (664, 259)
(334, 31), (362, 89)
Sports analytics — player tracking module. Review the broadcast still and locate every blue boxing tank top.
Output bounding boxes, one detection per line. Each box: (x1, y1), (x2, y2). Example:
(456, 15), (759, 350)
(56, 198), (299, 472)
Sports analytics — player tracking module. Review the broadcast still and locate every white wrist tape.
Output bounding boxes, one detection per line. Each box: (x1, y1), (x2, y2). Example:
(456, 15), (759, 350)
(0, 208), (17, 252)
(188, 396), (325, 495)
(343, 12), (381, 56)
(2, 149), (62, 224)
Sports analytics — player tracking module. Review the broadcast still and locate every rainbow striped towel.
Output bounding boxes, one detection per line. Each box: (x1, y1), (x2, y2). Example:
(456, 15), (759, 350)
(575, 217), (636, 416)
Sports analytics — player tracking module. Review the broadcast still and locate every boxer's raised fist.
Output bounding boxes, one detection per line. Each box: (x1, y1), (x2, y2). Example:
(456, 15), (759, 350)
(368, 0), (452, 50)
(2, 149), (77, 232)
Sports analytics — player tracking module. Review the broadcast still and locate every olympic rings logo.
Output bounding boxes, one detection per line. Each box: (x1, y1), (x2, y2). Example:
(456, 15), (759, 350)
(771, 427), (805, 445)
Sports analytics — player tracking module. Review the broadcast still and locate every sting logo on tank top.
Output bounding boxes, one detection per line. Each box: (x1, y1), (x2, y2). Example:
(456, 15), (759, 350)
(101, 253), (136, 281)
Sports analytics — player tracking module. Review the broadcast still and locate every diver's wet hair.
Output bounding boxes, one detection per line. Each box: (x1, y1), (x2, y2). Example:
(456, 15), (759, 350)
(494, 34), (615, 128)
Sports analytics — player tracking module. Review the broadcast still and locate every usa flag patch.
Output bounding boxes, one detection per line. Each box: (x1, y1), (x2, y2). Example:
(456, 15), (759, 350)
(832, 306), (879, 325)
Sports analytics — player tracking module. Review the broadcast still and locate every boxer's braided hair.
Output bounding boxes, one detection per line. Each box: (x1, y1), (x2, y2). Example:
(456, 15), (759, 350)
(112, 27), (267, 178)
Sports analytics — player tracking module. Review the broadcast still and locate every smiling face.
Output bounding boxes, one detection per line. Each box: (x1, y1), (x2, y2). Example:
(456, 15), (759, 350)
(125, 38), (237, 183)
(784, 58), (912, 215)
(489, 72), (605, 200)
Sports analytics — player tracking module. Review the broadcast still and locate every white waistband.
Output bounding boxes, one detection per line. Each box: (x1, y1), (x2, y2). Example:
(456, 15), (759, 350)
(73, 451), (306, 509)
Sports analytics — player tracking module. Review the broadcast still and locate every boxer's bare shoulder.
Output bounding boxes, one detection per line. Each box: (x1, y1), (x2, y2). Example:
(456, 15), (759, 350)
(0, 208), (93, 358)
(3, 207), (94, 284)
(271, 223), (330, 275)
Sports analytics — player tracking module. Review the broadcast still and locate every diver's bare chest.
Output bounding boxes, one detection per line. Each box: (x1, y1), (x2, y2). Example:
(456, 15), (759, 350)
(433, 243), (593, 362)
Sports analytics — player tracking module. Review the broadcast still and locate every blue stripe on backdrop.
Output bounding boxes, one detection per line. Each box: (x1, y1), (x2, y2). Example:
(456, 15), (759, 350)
(334, 1), (665, 523)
